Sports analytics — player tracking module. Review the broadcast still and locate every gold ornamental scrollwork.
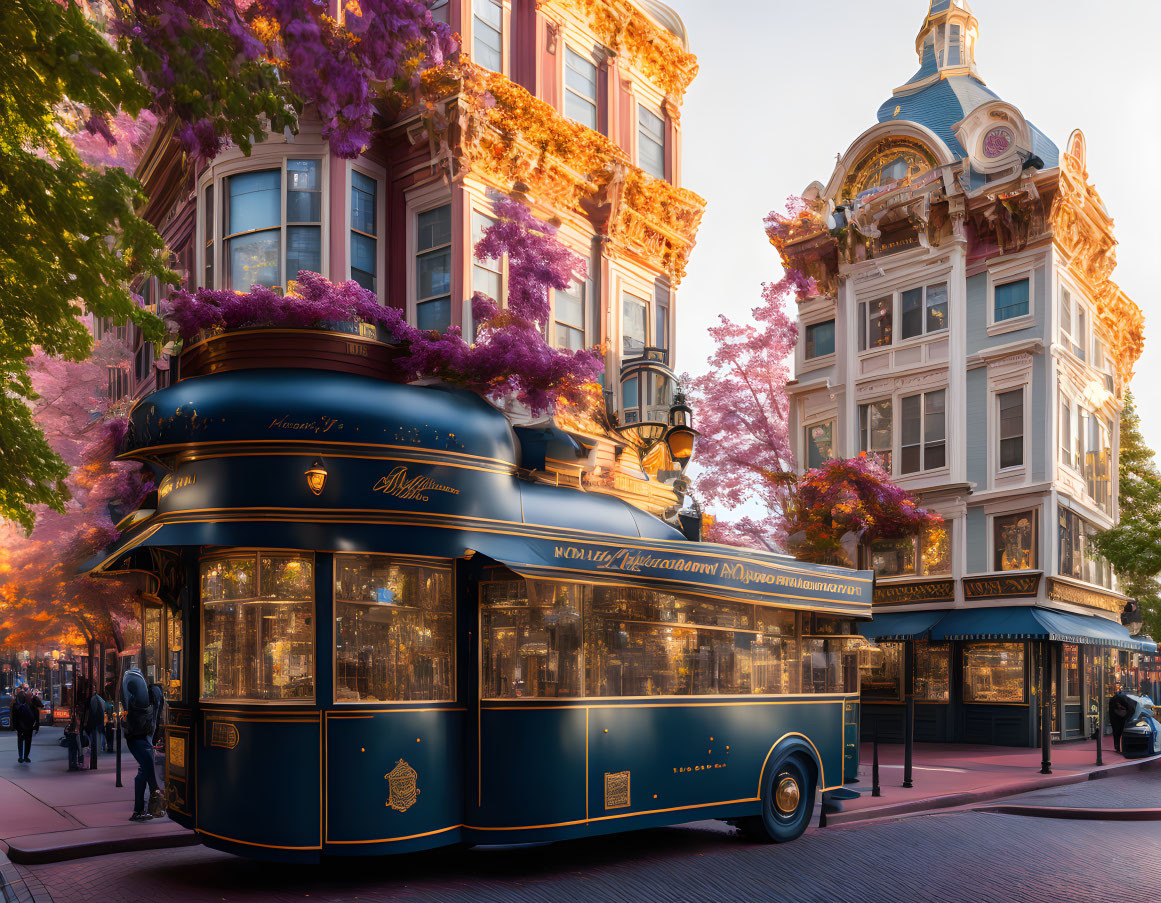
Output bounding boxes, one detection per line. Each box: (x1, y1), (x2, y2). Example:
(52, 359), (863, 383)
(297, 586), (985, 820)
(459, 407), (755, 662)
(386, 759), (420, 813)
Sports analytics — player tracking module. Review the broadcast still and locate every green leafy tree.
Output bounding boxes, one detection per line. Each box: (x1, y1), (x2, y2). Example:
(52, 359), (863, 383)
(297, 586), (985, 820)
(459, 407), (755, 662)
(1, 0), (173, 531)
(1094, 392), (1161, 638)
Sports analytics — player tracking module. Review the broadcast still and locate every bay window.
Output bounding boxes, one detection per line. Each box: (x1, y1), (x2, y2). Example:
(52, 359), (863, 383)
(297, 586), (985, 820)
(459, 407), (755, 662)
(858, 297), (893, 350)
(638, 106), (666, 179)
(472, 0), (503, 72)
(350, 171), (378, 293)
(416, 204), (453, 331)
(859, 400), (893, 472)
(200, 552), (314, 702)
(900, 389), (946, 474)
(564, 47), (599, 130)
(1059, 508), (1113, 589)
(219, 158), (322, 291)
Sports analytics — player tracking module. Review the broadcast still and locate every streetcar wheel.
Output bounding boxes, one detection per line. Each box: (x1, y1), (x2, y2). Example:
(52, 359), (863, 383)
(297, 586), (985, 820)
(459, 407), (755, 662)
(741, 753), (815, 843)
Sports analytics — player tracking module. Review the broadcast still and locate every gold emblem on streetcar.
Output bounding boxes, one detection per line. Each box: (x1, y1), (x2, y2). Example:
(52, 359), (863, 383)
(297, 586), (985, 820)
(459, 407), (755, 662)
(385, 758), (420, 812)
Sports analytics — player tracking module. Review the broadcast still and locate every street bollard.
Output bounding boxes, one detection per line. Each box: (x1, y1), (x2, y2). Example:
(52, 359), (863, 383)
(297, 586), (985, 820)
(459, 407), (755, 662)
(115, 718), (122, 788)
(872, 732), (881, 798)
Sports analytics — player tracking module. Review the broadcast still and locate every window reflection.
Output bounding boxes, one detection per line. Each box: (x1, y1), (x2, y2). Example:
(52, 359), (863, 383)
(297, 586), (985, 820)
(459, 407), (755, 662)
(963, 643), (1025, 703)
(482, 579), (584, 699)
(200, 553), (314, 702)
(479, 576), (859, 698)
(860, 642), (903, 700)
(334, 555), (454, 702)
(915, 643), (950, 702)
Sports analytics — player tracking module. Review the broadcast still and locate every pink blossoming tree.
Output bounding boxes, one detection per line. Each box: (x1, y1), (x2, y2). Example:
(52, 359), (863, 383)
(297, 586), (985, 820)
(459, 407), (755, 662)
(0, 330), (150, 652)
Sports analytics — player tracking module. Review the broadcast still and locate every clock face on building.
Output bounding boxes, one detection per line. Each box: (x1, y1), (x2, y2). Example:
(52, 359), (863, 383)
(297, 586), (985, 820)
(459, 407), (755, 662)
(843, 139), (938, 201)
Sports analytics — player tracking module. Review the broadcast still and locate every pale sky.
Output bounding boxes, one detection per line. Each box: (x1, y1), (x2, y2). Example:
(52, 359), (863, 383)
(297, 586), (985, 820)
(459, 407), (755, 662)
(671, 0), (1161, 448)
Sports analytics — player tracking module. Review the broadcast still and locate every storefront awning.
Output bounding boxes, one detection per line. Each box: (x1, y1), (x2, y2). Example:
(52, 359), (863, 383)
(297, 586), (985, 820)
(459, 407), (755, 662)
(930, 606), (1152, 651)
(84, 517), (874, 617)
(857, 610), (946, 641)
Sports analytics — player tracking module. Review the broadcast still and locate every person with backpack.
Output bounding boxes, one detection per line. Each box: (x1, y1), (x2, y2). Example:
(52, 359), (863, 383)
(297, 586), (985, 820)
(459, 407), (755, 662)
(121, 667), (164, 822)
(12, 691), (37, 763)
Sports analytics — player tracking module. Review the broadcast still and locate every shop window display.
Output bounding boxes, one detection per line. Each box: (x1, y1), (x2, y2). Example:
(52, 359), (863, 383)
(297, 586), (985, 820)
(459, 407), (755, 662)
(200, 553), (315, 702)
(859, 642), (903, 700)
(963, 643), (1025, 703)
(334, 556), (455, 702)
(915, 643), (950, 702)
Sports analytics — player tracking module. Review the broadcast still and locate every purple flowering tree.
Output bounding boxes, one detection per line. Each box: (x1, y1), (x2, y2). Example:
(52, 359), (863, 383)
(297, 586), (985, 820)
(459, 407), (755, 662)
(164, 198), (603, 414)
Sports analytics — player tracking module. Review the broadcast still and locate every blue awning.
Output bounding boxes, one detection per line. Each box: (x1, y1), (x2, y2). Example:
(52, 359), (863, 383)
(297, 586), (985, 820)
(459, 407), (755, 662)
(931, 606), (1149, 651)
(857, 610), (946, 641)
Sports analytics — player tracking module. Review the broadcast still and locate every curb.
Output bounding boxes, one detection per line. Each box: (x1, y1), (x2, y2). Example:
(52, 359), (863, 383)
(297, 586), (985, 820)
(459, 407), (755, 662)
(826, 752), (1161, 828)
(5, 827), (200, 867)
(976, 805), (1161, 821)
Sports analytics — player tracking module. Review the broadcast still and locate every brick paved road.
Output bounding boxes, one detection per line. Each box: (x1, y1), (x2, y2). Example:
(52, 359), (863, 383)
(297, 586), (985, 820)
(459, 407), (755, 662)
(13, 771), (1161, 903)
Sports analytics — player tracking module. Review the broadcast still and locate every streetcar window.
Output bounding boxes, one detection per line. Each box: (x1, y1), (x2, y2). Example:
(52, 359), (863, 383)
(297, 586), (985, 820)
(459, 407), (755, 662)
(333, 555), (455, 702)
(200, 552), (315, 702)
(481, 579), (585, 699)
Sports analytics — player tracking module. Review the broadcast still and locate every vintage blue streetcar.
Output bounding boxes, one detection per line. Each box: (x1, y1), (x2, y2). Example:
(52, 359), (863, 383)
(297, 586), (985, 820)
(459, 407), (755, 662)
(86, 329), (873, 861)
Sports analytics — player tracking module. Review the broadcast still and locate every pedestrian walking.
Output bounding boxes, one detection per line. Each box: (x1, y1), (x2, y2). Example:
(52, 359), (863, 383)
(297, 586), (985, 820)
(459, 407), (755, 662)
(122, 668), (164, 822)
(12, 691), (37, 764)
(85, 688), (106, 768)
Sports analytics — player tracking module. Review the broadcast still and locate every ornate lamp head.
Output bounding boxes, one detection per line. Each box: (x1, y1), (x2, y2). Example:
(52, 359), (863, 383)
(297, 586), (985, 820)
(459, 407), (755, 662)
(305, 459), (328, 496)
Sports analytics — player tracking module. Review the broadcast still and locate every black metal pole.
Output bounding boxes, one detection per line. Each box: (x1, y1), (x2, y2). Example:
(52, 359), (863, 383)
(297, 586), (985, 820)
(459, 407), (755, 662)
(903, 643), (914, 789)
(872, 731), (881, 797)
(114, 670), (123, 788)
(89, 717), (97, 771)
(1040, 640), (1052, 775)
(1096, 647), (1104, 766)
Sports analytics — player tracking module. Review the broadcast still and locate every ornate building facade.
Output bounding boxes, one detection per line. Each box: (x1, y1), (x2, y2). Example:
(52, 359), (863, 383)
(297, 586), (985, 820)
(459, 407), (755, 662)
(107, 0), (704, 698)
(779, 0), (1150, 745)
(123, 0), (704, 519)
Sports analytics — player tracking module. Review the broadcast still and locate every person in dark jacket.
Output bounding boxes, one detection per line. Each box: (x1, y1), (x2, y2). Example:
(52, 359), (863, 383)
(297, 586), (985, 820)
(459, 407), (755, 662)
(122, 668), (164, 821)
(64, 711), (83, 771)
(102, 688), (115, 752)
(1109, 692), (1132, 753)
(85, 689), (106, 768)
(12, 692), (37, 763)
(148, 681), (166, 748)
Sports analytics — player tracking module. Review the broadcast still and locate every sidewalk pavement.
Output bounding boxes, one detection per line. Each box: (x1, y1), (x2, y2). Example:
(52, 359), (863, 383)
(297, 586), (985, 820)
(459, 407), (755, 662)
(0, 727), (196, 867)
(827, 734), (1161, 826)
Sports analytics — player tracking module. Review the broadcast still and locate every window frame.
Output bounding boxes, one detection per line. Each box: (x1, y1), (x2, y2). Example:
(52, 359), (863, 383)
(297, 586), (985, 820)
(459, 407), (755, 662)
(636, 102), (667, 180)
(803, 420), (835, 470)
(198, 550), (317, 705)
(470, 206), (505, 336)
(804, 318), (836, 361)
(858, 398), (894, 473)
(348, 162), (386, 302)
(407, 190), (454, 333)
(899, 388), (947, 475)
(198, 153), (330, 293)
(990, 508), (1039, 573)
(986, 259), (1036, 335)
(621, 291), (649, 358)
(996, 387), (1026, 472)
(471, 0), (505, 73)
(563, 44), (600, 132)
(552, 275), (587, 351)
(899, 281), (949, 341)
